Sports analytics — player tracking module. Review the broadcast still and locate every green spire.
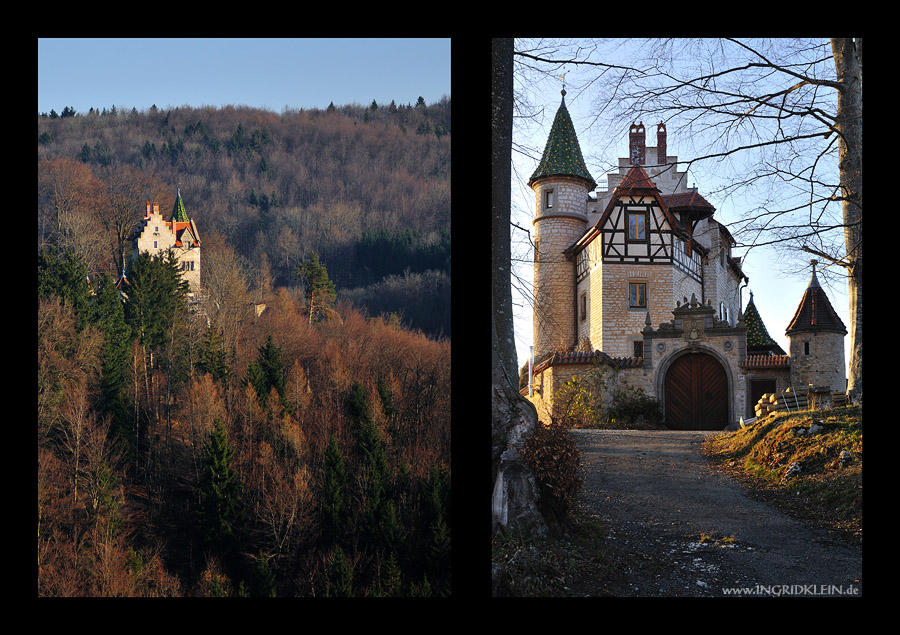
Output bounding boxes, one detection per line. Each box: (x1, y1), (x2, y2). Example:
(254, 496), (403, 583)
(743, 292), (778, 348)
(528, 90), (596, 189)
(172, 189), (189, 223)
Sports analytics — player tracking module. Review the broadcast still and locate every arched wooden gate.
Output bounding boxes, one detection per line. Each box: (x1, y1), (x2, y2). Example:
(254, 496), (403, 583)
(664, 352), (728, 430)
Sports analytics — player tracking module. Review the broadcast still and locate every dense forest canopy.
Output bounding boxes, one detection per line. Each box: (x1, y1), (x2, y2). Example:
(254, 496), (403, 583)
(37, 98), (451, 597)
(38, 97), (451, 337)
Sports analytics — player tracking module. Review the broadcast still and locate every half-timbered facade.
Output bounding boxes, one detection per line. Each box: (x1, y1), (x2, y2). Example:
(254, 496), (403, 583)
(523, 92), (845, 430)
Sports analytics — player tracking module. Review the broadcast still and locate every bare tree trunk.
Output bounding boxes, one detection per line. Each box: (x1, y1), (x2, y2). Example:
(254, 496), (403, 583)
(492, 38), (547, 537)
(831, 38), (863, 399)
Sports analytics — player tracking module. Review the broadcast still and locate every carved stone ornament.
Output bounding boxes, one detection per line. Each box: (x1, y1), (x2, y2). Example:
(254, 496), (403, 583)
(685, 318), (703, 341)
(723, 340), (733, 351)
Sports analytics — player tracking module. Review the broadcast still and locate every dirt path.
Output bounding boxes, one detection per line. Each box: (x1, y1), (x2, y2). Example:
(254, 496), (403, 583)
(573, 429), (862, 597)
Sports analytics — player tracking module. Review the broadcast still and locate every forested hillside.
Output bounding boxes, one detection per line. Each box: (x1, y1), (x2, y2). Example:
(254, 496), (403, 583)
(37, 99), (451, 597)
(38, 97), (450, 337)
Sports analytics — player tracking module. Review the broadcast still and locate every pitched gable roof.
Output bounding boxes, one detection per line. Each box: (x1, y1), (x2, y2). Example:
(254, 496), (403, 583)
(596, 164), (688, 235)
(615, 163), (658, 193)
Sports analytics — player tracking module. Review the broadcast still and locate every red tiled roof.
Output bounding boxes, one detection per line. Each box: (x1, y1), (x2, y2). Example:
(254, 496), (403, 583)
(742, 354), (791, 369)
(785, 271), (847, 335)
(616, 164), (659, 193)
(532, 350), (644, 375)
(660, 191), (715, 210)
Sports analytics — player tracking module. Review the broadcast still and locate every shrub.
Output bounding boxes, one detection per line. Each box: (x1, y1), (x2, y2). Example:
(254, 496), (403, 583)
(520, 417), (583, 527)
(607, 384), (664, 428)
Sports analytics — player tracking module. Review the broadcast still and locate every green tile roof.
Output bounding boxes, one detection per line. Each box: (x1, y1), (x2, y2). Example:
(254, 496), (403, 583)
(172, 190), (189, 223)
(528, 92), (596, 189)
(743, 292), (780, 349)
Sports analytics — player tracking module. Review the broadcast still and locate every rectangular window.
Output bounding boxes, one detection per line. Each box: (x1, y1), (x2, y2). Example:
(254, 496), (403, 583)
(633, 340), (644, 358)
(629, 282), (647, 308)
(580, 292), (587, 322)
(545, 189), (554, 210)
(804, 341), (810, 356)
(627, 212), (646, 240)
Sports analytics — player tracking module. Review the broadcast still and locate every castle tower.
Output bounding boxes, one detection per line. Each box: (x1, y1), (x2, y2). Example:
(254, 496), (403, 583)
(785, 260), (847, 391)
(528, 90), (596, 358)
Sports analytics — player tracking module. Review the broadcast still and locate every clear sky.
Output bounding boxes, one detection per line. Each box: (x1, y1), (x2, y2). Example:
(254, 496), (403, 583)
(511, 44), (852, 382)
(38, 38), (450, 115)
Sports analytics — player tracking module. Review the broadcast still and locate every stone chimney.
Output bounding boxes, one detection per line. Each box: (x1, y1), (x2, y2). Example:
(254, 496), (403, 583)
(629, 122), (645, 165)
(153, 201), (160, 214)
(657, 123), (667, 166)
(145, 201), (152, 216)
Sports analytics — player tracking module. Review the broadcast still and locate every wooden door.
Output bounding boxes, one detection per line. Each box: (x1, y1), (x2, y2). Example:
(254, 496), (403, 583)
(664, 353), (728, 430)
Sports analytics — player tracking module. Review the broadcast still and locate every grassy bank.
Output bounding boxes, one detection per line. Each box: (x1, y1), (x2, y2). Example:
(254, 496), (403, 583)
(702, 404), (862, 544)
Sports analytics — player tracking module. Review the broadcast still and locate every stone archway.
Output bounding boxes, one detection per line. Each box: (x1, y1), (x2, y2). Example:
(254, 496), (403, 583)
(663, 351), (729, 430)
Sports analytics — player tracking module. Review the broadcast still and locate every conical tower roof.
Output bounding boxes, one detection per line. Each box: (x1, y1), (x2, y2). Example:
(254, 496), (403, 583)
(743, 291), (786, 355)
(172, 189), (189, 223)
(785, 260), (847, 335)
(528, 90), (596, 189)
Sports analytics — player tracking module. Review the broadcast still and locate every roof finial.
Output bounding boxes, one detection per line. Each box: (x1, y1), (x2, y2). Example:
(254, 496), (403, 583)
(558, 72), (567, 105)
(808, 259), (821, 289)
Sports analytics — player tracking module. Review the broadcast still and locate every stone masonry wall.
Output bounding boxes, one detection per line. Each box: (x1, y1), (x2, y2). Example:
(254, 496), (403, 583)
(596, 263), (673, 358)
(789, 331), (846, 393)
(532, 177), (589, 357)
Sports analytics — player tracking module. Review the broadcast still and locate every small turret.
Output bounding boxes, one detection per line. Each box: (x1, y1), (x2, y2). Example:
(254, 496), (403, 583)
(786, 260), (847, 391)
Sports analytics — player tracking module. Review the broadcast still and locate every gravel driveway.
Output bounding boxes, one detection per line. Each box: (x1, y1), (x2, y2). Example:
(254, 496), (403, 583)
(573, 429), (862, 597)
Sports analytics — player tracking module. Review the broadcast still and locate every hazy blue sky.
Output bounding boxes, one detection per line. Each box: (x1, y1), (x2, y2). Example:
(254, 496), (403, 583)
(38, 38), (450, 115)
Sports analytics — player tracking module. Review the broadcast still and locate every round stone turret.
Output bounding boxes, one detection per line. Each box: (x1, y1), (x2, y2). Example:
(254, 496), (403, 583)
(785, 260), (847, 392)
(529, 91), (595, 357)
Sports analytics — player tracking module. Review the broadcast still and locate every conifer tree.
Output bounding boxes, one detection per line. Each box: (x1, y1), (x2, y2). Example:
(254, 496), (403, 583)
(348, 381), (398, 552)
(373, 551), (403, 597)
(247, 335), (286, 409)
(38, 247), (93, 331)
(196, 326), (231, 384)
(91, 272), (134, 450)
(199, 418), (242, 554)
(321, 435), (349, 547)
(251, 551), (277, 597)
(296, 251), (336, 323)
(326, 546), (353, 597)
(124, 250), (189, 355)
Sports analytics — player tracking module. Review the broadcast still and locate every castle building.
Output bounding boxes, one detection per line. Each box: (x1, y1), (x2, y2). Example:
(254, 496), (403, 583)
(128, 190), (202, 298)
(524, 91), (846, 429)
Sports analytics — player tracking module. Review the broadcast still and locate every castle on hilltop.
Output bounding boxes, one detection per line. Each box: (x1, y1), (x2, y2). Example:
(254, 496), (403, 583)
(523, 90), (847, 429)
(125, 190), (201, 299)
